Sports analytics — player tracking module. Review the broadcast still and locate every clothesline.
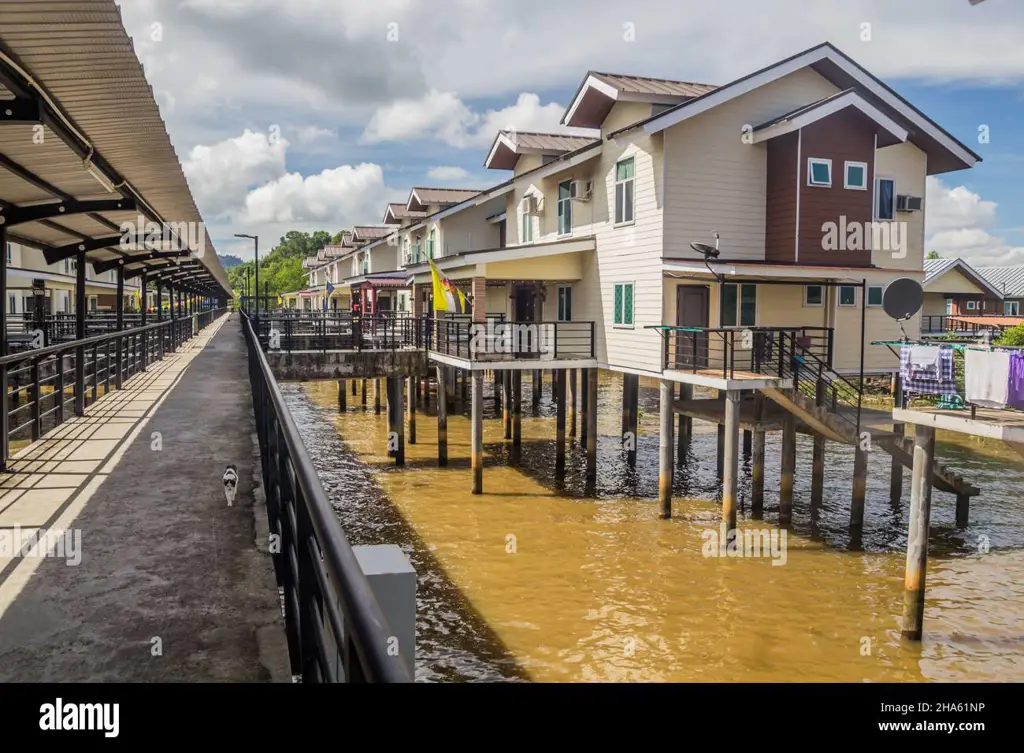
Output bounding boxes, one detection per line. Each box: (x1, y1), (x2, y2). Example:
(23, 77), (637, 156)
(894, 342), (1024, 411)
(871, 339), (1023, 353)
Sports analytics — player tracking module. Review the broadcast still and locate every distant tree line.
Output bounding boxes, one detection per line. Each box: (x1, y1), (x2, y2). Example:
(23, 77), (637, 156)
(227, 230), (342, 301)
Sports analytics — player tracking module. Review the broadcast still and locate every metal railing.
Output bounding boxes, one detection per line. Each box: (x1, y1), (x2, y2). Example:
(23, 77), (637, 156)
(241, 311), (410, 683)
(922, 313), (1021, 336)
(253, 311), (429, 352)
(656, 326), (833, 379)
(430, 318), (595, 361)
(0, 307), (225, 469)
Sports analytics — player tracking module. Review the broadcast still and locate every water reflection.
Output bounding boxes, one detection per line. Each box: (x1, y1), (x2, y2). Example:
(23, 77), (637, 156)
(285, 371), (1024, 682)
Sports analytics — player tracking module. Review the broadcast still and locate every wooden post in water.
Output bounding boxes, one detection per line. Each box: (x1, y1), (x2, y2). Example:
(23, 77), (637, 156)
(742, 429), (752, 457)
(956, 494), (970, 528)
(677, 382), (692, 463)
(555, 369), (566, 481)
(375, 379), (381, 414)
(568, 369), (578, 440)
(850, 444), (868, 535)
(361, 379), (367, 409)
(659, 379), (675, 519)
(461, 369), (468, 406)
(625, 374), (639, 467)
(533, 369), (542, 411)
(891, 372), (905, 503)
(338, 380), (347, 411)
(471, 372), (484, 494)
(352, 379), (357, 396)
(503, 370), (512, 440)
(407, 376), (417, 445)
(436, 366), (448, 467)
(716, 423), (725, 479)
(394, 379), (405, 466)
(722, 390), (741, 532)
(585, 368), (598, 488)
(811, 378), (826, 505)
(780, 412), (796, 527)
(751, 392), (765, 519)
(512, 370), (523, 460)
(580, 369), (590, 449)
(901, 425), (935, 640)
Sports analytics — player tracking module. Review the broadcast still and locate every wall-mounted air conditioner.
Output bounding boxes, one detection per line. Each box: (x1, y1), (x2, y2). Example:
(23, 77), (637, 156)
(569, 180), (592, 201)
(896, 195), (923, 212)
(521, 195), (540, 215)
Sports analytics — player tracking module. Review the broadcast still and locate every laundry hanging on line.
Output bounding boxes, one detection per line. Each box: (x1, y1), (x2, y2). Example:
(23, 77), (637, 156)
(965, 348), (1010, 409)
(899, 345), (957, 396)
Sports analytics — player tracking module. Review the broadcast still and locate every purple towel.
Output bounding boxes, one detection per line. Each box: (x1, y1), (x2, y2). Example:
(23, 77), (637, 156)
(1008, 353), (1024, 410)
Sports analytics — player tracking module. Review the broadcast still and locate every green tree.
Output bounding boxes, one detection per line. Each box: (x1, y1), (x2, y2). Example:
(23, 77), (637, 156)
(925, 251), (940, 260)
(227, 229), (334, 304)
(996, 323), (1024, 347)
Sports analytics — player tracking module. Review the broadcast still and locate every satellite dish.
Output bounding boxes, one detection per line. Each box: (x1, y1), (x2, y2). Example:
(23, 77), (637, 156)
(690, 242), (719, 258)
(882, 277), (924, 321)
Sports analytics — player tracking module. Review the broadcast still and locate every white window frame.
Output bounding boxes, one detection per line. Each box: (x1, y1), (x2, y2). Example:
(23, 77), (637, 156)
(866, 285), (884, 307)
(838, 285), (857, 307)
(804, 284), (824, 307)
(966, 300), (977, 311)
(875, 176), (896, 221)
(614, 156), (635, 225)
(520, 209), (534, 243)
(844, 161), (868, 190)
(557, 285), (572, 322)
(720, 283), (757, 328)
(1005, 301), (1020, 316)
(807, 158), (832, 187)
(557, 180), (572, 237)
(613, 281), (635, 328)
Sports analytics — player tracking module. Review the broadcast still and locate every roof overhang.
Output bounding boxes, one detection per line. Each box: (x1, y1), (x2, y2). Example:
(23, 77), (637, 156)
(752, 90), (908, 146)
(561, 74), (693, 129)
(406, 236), (596, 284)
(484, 131), (519, 170)
(639, 43), (980, 175)
(663, 258), (924, 284)
(924, 259), (1005, 299)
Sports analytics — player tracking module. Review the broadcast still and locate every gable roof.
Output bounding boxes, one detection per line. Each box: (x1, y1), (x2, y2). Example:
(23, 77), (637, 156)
(619, 42), (978, 175)
(484, 130), (600, 170)
(352, 225), (392, 242)
(924, 257), (1005, 298)
(975, 265), (1024, 299)
(752, 89), (907, 146)
(562, 71), (717, 129)
(407, 187), (483, 211)
(383, 202), (427, 224)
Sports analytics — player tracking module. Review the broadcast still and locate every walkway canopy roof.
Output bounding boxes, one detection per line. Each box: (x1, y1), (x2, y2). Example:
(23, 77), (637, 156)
(0, 0), (230, 296)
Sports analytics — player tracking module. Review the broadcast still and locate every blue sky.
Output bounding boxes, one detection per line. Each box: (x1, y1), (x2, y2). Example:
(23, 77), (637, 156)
(118, 0), (1024, 265)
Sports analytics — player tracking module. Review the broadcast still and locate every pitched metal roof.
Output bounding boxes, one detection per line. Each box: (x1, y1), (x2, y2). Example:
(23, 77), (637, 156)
(976, 265), (1024, 298)
(352, 225), (392, 242)
(383, 202), (427, 223)
(590, 71), (717, 98)
(923, 257), (959, 284)
(484, 130), (600, 169)
(408, 187), (483, 208)
(924, 257), (1006, 298)
(0, 0), (230, 294)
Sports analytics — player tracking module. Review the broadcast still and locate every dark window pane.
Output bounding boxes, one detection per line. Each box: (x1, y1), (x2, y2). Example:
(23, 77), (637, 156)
(805, 285), (823, 305)
(868, 286), (883, 306)
(740, 284), (757, 326)
(721, 284), (737, 327)
(840, 286), (856, 305)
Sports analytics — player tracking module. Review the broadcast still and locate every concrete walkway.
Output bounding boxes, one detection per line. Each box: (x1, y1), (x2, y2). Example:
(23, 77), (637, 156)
(0, 313), (289, 682)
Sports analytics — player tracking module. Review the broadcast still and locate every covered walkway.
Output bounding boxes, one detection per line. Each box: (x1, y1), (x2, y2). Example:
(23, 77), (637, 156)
(0, 313), (289, 682)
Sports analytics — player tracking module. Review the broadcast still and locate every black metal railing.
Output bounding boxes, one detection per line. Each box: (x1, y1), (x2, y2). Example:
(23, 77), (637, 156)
(922, 313), (1021, 337)
(656, 326), (833, 379)
(430, 318), (595, 361)
(253, 312), (429, 352)
(241, 312), (411, 683)
(0, 307), (225, 469)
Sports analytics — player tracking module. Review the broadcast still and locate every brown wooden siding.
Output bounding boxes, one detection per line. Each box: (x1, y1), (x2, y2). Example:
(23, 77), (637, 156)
(797, 109), (876, 266)
(764, 132), (798, 263)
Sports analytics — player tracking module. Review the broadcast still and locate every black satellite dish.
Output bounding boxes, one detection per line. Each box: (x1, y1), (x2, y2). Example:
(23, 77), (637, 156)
(882, 277), (924, 321)
(690, 241), (719, 258)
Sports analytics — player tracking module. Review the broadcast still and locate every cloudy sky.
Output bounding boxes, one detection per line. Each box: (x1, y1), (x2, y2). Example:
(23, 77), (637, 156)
(117, 0), (1024, 265)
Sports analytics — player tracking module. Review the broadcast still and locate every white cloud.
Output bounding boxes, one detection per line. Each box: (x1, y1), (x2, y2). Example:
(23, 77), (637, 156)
(926, 177), (1024, 265)
(297, 126), (336, 142)
(426, 166), (471, 181)
(362, 90), (595, 148)
(182, 129), (288, 218)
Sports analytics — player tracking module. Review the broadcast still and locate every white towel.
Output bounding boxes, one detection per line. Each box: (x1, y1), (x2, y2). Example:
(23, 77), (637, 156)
(965, 349), (1010, 409)
(909, 345), (941, 374)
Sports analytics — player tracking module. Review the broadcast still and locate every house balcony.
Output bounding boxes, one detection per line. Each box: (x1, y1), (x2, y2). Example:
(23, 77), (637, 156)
(428, 317), (597, 371)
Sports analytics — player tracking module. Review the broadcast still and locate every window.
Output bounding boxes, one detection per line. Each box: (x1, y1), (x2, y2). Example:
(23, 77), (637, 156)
(613, 282), (634, 327)
(839, 286), (856, 306)
(1006, 301), (1020, 316)
(966, 300), (977, 311)
(557, 180), (573, 236)
(5, 242), (11, 266)
(844, 161), (868, 190)
(808, 158), (832, 187)
(7, 294), (15, 314)
(867, 285), (883, 307)
(804, 285), (824, 307)
(88, 296), (98, 311)
(427, 228), (436, 259)
(615, 157), (635, 224)
(945, 297), (953, 315)
(521, 210), (533, 243)
(721, 284), (756, 327)
(541, 153), (558, 165)
(875, 177), (896, 220)
(557, 285), (572, 322)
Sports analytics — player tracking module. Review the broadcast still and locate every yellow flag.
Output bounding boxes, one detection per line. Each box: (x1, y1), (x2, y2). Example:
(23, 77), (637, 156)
(429, 259), (467, 313)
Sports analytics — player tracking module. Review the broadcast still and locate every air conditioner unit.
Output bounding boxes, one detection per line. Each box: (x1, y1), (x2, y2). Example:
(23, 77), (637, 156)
(569, 180), (592, 201)
(521, 195), (540, 215)
(896, 194), (923, 212)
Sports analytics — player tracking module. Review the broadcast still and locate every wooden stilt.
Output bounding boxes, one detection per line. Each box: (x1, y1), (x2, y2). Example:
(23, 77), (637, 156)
(533, 369), (542, 410)
(811, 435), (826, 504)
(493, 369), (501, 410)
(386, 378), (395, 457)
(716, 423), (725, 479)
(338, 380), (347, 411)
(891, 374), (905, 504)
(503, 370), (512, 440)
(407, 376), (417, 445)
(901, 425), (935, 640)
(392, 378), (405, 466)
(722, 390), (741, 532)
(555, 369), (566, 480)
(461, 369), (468, 406)
(585, 368), (598, 488)
(436, 366), (447, 467)
(659, 379), (674, 519)
(677, 382), (692, 463)
(742, 429), (752, 457)
(751, 392), (765, 519)
(850, 445), (868, 534)
(956, 493), (970, 528)
(352, 379), (357, 396)
(625, 374), (639, 467)
(568, 368), (578, 439)
(375, 379), (381, 414)
(580, 369), (589, 449)
(780, 413), (796, 527)
(471, 372), (484, 494)
(513, 369), (522, 456)
(361, 379), (367, 408)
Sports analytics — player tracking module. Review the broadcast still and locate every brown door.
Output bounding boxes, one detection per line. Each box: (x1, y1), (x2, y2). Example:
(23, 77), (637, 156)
(675, 285), (709, 369)
(514, 284), (535, 322)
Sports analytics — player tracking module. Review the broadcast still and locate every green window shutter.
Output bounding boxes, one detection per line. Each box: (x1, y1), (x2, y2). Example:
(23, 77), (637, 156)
(624, 284), (634, 325)
(613, 284), (623, 324)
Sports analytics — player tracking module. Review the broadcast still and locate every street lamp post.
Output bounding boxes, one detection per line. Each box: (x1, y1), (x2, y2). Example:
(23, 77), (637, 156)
(235, 234), (259, 314)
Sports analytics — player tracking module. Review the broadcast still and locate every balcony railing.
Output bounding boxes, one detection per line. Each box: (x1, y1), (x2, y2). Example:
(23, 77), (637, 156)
(430, 318), (595, 361)
(654, 326), (833, 378)
(922, 314), (1022, 336)
(253, 311), (428, 352)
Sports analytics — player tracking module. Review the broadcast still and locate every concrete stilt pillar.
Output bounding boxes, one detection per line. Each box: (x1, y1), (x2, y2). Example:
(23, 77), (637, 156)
(722, 390), (741, 532)
(338, 380), (347, 411)
(659, 379), (675, 519)
(901, 425), (935, 640)
(585, 368), (598, 487)
(751, 392), (765, 519)
(407, 376), (417, 445)
(555, 369), (566, 481)
(436, 366), (447, 467)
(533, 369), (542, 411)
(568, 368), (578, 439)
(716, 423), (726, 479)
(503, 370), (512, 440)
(624, 374), (639, 467)
(471, 372), (484, 494)
(512, 369), (522, 458)
(780, 413), (796, 528)
(956, 494), (970, 528)
(891, 372), (905, 503)
(580, 369), (590, 449)
(850, 445), (868, 535)
(361, 379), (367, 408)
(375, 379), (381, 414)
